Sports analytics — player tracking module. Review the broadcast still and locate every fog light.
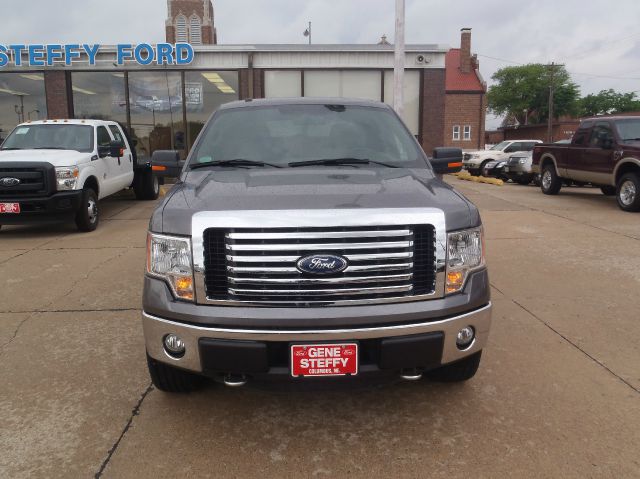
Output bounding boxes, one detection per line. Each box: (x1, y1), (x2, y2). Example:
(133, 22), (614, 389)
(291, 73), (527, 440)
(163, 333), (186, 358)
(456, 326), (475, 349)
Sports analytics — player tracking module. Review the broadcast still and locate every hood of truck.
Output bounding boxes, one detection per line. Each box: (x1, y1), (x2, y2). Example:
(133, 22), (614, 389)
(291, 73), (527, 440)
(0, 149), (91, 167)
(154, 167), (480, 234)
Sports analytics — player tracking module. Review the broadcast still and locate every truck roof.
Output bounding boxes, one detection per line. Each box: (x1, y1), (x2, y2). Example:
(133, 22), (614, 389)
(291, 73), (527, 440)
(18, 119), (120, 127)
(219, 97), (392, 110)
(581, 115), (640, 122)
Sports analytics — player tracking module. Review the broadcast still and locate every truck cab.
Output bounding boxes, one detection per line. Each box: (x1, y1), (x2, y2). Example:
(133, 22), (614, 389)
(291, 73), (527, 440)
(532, 116), (640, 211)
(0, 119), (160, 231)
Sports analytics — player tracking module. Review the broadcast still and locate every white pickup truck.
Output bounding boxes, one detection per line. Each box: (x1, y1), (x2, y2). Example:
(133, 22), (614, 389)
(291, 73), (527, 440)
(462, 140), (542, 176)
(0, 119), (160, 231)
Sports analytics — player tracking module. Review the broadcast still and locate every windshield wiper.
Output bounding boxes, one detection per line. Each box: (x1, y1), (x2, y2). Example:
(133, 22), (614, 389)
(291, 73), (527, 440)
(189, 159), (282, 169)
(622, 137), (640, 141)
(288, 158), (398, 168)
(0, 147), (22, 150)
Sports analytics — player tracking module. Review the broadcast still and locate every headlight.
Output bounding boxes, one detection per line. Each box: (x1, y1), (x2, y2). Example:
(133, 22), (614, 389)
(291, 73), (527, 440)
(446, 227), (485, 294)
(470, 154), (480, 159)
(519, 158), (527, 165)
(55, 167), (79, 190)
(146, 232), (194, 301)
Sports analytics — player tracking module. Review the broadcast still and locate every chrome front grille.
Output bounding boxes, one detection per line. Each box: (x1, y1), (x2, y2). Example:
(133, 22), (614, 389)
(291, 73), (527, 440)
(192, 209), (447, 307)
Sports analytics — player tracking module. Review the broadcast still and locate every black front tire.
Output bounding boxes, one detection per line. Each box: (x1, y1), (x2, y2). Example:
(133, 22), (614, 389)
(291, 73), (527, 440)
(426, 351), (482, 382)
(616, 172), (640, 212)
(479, 161), (491, 177)
(147, 353), (204, 393)
(75, 188), (99, 232)
(540, 164), (562, 195)
(134, 170), (160, 201)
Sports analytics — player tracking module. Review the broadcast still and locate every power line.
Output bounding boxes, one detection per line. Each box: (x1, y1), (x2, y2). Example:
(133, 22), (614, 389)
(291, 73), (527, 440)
(558, 32), (640, 62)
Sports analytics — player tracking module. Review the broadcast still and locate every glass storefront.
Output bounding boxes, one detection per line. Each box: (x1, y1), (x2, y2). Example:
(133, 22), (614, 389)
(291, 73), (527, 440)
(0, 72), (48, 142)
(72, 72), (127, 124)
(184, 71), (239, 149)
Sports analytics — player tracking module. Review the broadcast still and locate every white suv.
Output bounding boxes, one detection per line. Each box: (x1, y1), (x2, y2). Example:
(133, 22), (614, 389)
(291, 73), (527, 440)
(463, 140), (541, 176)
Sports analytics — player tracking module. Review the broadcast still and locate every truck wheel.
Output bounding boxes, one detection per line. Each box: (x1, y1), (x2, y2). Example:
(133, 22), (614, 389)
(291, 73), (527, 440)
(540, 164), (562, 195)
(479, 160), (490, 177)
(515, 178), (531, 185)
(426, 351), (482, 382)
(600, 185), (616, 196)
(616, 172), (640, 212)
(134, 171), (160, 201)
(75, 188), (99, 232)
(146, 353), (204, 393)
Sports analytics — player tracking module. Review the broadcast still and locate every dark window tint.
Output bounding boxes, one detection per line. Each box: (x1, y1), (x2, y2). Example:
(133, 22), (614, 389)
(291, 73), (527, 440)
(97, 126), (112, 147)
(520, 142), (537, 151)
(589, 123), (613, 147)
(573, 130), (589, 145)
(108, 125), (123, 142)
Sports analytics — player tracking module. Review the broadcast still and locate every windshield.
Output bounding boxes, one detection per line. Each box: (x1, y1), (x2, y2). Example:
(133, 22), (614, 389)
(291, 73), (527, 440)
(615, 119), (640, 141)
(490, 141), (510, 151)
(189, 104), (423, 168)
(1, 124), (94, 153)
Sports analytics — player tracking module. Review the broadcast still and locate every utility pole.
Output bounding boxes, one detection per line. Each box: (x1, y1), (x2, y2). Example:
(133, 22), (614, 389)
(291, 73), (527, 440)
(547, 62), (560, 143)
(393, 0), (405, 117)
(303, 22), (312, 45)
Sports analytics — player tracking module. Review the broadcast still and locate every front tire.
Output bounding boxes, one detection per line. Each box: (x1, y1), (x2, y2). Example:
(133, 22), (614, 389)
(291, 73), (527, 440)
(540, 164), (562, 195)
(426, 351), (482, 382)
(134, 170), (160, 201)
(147, 353), (204, 393)
(75, 188), (99, 232)
(616, 172), (640, 212)
(479, 160), (491, 177)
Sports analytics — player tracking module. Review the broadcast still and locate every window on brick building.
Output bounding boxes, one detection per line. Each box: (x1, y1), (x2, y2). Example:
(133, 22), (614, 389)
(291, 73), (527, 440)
(452, 125), (460, 140)
(190, 15), (202, 44)
(0, 73), (48, 140)
(176, 15), (188, 42)
(463, 125), (471, 141)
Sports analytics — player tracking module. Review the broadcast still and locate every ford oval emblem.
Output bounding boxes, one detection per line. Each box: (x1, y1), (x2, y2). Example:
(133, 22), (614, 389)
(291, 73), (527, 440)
(296, 254), (348, 275)
(0, 177), (21, 187)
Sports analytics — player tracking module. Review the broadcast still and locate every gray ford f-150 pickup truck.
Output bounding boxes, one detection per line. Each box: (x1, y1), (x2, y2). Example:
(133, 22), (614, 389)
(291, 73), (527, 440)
(143, 98), (491, 392)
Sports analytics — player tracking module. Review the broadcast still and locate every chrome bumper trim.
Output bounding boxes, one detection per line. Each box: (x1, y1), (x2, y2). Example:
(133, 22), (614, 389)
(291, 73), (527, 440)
(143, 302), (492, 373)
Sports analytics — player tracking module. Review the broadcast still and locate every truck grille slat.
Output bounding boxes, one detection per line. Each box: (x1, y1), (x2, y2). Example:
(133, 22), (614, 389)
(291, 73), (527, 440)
(203, 225), (437, 306)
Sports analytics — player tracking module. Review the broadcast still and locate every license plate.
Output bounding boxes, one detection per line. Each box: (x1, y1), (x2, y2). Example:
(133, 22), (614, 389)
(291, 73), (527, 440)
(0, 203), (20, 214)
(291, 343), (358, 377)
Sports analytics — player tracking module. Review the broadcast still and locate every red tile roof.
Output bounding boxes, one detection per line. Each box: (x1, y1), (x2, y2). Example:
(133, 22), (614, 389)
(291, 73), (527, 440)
(445, 49), (485, 92)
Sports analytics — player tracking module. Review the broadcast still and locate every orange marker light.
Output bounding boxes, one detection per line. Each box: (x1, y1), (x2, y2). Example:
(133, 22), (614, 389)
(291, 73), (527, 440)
(152, 165), (167, 171)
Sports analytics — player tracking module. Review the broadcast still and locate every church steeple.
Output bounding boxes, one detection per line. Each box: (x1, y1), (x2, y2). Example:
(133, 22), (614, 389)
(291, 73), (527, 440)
(165, 0), (217, 45)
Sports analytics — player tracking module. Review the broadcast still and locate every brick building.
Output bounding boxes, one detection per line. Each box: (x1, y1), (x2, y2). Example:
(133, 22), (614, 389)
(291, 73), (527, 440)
(443, 29), (486, 150)
(165, 0), (217, 45)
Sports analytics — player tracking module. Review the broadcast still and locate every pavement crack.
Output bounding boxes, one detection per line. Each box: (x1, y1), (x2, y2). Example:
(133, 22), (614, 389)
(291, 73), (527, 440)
(0, 315), (33, 354)
(0, 308), (140, 314)
(94, 383), (154, 478)
(511, 298), (640, 395)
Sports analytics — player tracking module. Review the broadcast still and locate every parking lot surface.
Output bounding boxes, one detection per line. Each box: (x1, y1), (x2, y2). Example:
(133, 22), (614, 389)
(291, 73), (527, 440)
(1, 182), (639, 478)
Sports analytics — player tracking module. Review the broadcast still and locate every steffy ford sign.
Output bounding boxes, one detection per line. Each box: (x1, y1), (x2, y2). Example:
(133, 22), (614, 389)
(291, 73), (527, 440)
(0, 43), (194, 67)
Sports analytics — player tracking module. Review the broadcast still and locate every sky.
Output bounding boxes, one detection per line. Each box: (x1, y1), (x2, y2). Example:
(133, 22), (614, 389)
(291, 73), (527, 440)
(2, 0), (640, 128)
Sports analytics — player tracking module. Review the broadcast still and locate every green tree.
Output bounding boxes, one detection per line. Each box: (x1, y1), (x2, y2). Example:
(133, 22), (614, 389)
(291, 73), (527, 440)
(578, 89), (640, 116)
(487, 64), (580, 125)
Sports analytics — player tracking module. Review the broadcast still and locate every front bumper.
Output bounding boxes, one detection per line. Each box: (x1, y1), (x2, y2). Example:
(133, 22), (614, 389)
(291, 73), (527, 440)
(0, 190), (83, 225)
(143, 302), (492, 377)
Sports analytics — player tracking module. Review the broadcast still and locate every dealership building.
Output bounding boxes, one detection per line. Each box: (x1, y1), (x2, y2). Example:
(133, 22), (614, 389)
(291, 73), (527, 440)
(0, 0), (486, 159)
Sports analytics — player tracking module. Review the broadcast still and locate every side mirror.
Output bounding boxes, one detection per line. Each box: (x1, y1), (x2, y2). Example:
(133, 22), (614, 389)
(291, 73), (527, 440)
(109, 140), (125, 158)
(430, 147), (463, 174)
(151, 150), (183, 177)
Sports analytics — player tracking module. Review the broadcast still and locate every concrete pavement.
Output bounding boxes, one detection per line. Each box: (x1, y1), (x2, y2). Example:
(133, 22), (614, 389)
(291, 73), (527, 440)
(0, 183), (638, 478)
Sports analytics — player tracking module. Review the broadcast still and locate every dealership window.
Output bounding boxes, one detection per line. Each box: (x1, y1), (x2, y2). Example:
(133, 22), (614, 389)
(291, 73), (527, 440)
(184, 70), (239, 149)
(128, 71), (185, 159)
(383, 70), (420, 135)
(452, 125), (460, 140)
(304, 71), (381, 101)
(463, 125), (471, 141)
(72, 72), (127, 125)
(0, 72), (48, 142)
(264, 71), (302, 98)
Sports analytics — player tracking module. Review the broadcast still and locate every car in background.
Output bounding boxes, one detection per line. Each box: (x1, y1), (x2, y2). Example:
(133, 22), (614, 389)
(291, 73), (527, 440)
(481, 159), (508, 180)
(503, 151), (537, 185)
(463, 140), (542, 176)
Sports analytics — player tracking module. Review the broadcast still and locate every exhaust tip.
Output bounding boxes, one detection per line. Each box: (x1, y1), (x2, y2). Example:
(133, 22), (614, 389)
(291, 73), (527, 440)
(399, 369), (423, 381)
(223, 374), (248, 387)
